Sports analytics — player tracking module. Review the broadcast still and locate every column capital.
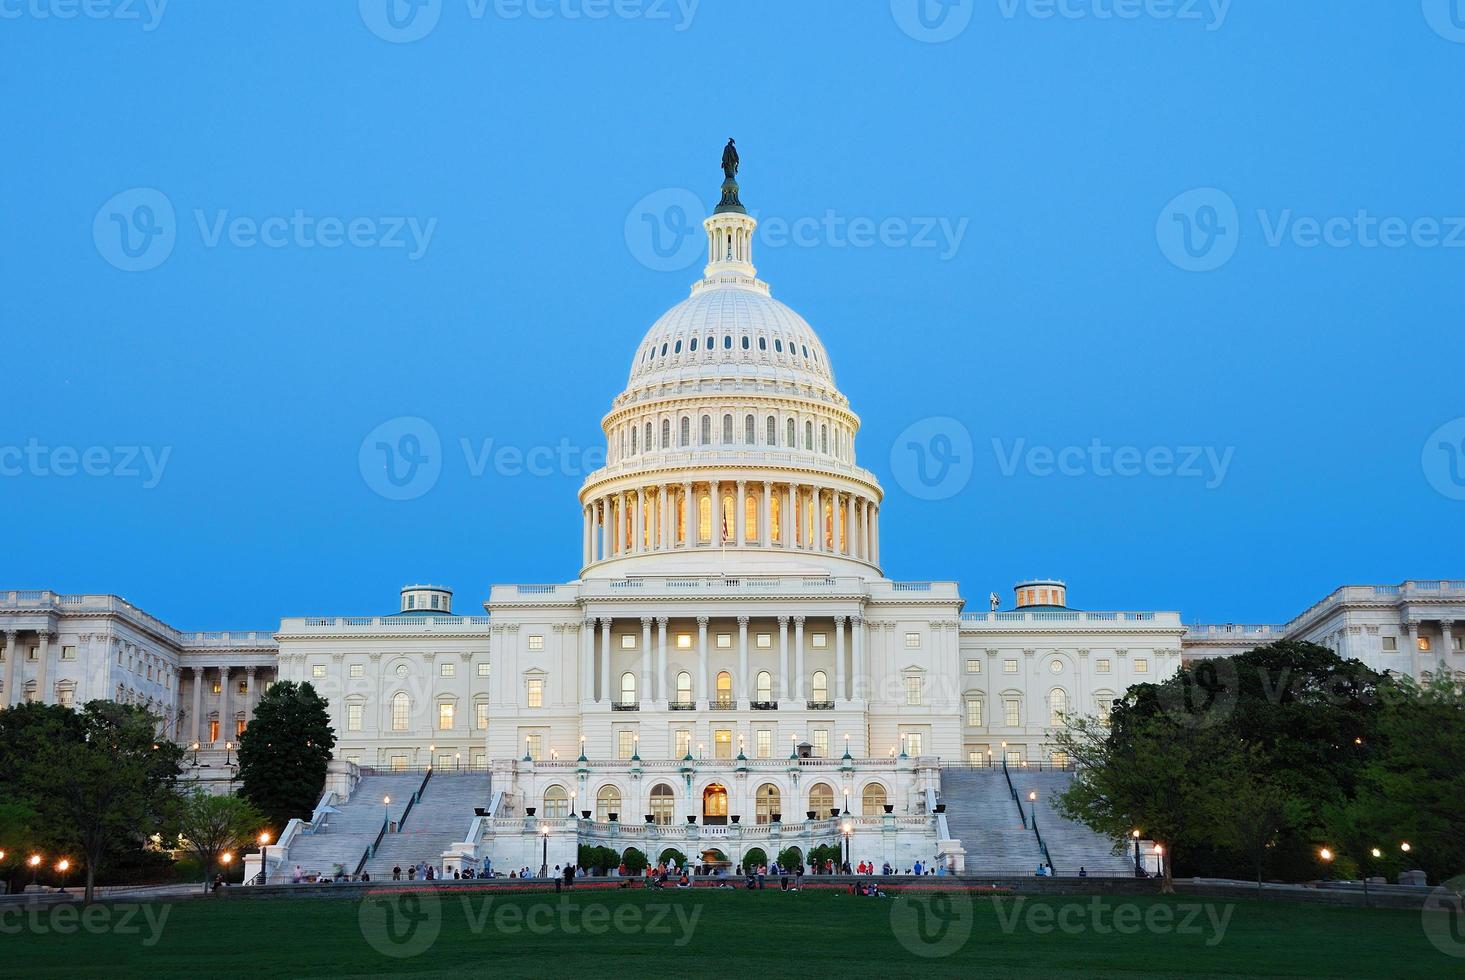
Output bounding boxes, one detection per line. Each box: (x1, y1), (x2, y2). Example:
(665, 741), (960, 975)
(656, 616), (669, 627)
(833, 615), (848, 627)
(736, 615), (749, 628)
(640, 616), (654, 628)
(793, 615), (805, 627)
(192, 665), (205, 676)
(851, 616), (863, 627)
(777, 616), (789, 627)
(696, 616), (710, 628)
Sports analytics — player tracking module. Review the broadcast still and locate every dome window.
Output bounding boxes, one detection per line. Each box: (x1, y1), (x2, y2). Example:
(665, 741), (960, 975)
(741, 335), (750, 350)
(758, 337), (767, 351)
(674, 340), (682, 354)
(707, 334), (714, 350)
(774, 339), (783, 352)
(690, 337), (698, 352)
(660, 343), (668, 356)
(723, 335), (732, 350)
(801, 345), (809, 358)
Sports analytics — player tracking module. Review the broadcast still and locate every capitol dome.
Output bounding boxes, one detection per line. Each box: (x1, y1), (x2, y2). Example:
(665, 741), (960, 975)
(578, 149), (883, 579)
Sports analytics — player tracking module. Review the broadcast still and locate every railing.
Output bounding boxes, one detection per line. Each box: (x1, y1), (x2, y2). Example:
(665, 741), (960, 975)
(806, 700), (834, 710)
(668, 701), (696, 711)
(961, 610), (1182, 625)
(750, 700), (778, 711)
(1001, 758), (1026, 829)
(612, 702), (640, 711)
(709, 699), (736, 711)
(285, 615), (490, 630)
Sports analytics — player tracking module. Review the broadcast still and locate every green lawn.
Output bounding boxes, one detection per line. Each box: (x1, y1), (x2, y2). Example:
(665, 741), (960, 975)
(0, 885), (1457, 978)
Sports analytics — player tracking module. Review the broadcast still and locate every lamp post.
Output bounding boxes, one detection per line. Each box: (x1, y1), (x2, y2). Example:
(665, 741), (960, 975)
(383, 795), (392, 833)
(1154, 844), (1164, 880)
(540, 824), (550, 879)
(841, 820), (852, 872)
(55, 859), (70, 894)
(1131, 830), (1142, 877)
(224, 741), (234, 766)
(258, 831), (272, 885)
(456, 752), (462, 773)
(191, 741), (200, 766)
(28, 854), (42, 891)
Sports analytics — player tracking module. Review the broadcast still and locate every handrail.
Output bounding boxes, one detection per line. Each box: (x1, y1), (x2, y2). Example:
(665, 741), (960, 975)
(357, 817), (387, 877)
(397, 767), (434, 832)
(1001, 758), (1027, 829)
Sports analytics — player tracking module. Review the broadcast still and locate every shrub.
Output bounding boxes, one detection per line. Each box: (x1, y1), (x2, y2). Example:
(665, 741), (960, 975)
(621, 847), (649, 874)
(658, 848), (688, 868)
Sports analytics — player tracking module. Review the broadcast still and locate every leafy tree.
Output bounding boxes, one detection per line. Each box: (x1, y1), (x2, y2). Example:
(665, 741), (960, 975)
(169, 789), (267, 891)
(742, 846), (768, 869)
(807, 843), (842, 870)
(25, 701), (183, 903)
(620, 846), (649, 873)
(236, 681), (335, 830)
(0, 799), (42, 894)
(776, 846), (805, 870)
(657, 847), (688, 868)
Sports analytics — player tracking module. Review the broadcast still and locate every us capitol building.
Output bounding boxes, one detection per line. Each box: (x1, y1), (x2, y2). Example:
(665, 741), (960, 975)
(4, 151), (1462, 876)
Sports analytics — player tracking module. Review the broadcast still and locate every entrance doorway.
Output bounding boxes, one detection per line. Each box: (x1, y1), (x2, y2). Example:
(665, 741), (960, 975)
(702, 783), (728, 825)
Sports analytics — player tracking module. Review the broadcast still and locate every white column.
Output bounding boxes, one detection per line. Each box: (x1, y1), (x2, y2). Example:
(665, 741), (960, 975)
(737, 615), (749, 705)
(583, 505), (592, 565)
(1, 631), (15, 708)
(713, 480), (724, 545)
(633, 488), (644, 554)
(600, 618), (612, 705)
(814, 488), (825, 553)
(834, 616), (847, 702)
(244, 667), (258, 723)
(681, 481), (693, 548)
(777, 617), (789, 701)
(735, 479), (746, 546)
(697, 616), (710, 707)
(581, 618), (595, 704)
(793, 616), (805, 701)
(217, 666), (231, 744)
(871, 505), (880, 565)
(843, 493), (853, 555)
(35, 632), (51, 704)
(656, 617), (668, 702)
(781, 485), (792, 548)
(660, 484), (670, 550)
(640, 617), (652, 704)
(759, 482), (770, 546)
(851, 616), (864, 702)
(1442, 621), (1456, 661)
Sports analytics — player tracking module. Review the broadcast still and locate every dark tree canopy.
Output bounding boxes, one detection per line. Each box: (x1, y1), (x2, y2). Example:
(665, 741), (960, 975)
(236, 681), (335, 830)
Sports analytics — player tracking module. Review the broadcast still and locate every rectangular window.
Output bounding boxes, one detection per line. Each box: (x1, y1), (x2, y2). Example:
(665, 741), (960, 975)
(1455, 635), (1464, 651)
(526, 733), (543, 760)
(675, 729), (692, 758)
(390, 754), (408, 771)
(477, 662), (491, 677)
(438, 702), (454, 730)
(347, 704), (363, 731)
(967, 750), (983, 763)
(1417, 636), (1432, 652)
(1098, 699), (1113, 726)
(1096, 658), (1111, 673)
(714, 729), (732, 759)
(437, 753), (453, 769)
(528, 634), (544, 651)
(676, 633), (692, 649)
(1003, 659), (1018, 674)
(966, 699), (983, 726)
(1004, 698), (1021, 727)
(27, 648), (37, 662)
(350, 664), (364, 678)
(440, 663), (455, 677)
(392, 697), (410, 731)
(238, 680), (248, 695)
(965, 659), (981, 673)
(756, 729), (772, 758)
(716, 633), (732, 649)
(1382, 636), (1398, 652)
(58, 688), (74, 708)
(209, 719), (220, 742)
(526, 677), (544, 708)
(1133, 658), (1149, 674)
(902, 732), (922, 756)
(618, 730), (636, 759)
(212, 680), (222, 695)
(905, 632), (921, 649)
(904, 676), (923, 706)
(811, 633), (827, 649)
(620, 634), (636, 649)
(311, 665), (326, 678)
(236, 719), (247, 737)
(61, 646), (76, 661)
(473, 752), (486, 769)
(475, 703), (489, 730)
(812, 729), (829, 758)
(756, 633), (772, 649)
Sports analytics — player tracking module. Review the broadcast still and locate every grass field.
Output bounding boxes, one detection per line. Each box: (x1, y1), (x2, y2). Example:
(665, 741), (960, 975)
(0, 884), (1458, 978)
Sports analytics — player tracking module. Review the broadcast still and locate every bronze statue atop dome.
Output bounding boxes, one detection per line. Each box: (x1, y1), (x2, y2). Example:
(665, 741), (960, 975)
(721, 138), (739, 179)
(715, 138), (745, 214)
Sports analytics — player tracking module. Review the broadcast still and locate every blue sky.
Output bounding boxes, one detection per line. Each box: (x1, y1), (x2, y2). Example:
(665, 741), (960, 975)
(3, 1), (1463, 629)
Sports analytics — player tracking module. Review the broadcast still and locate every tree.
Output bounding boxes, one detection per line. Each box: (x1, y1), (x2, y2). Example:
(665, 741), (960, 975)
(170, 789), (266, 891)
(657, 847), (688, 868)
(26, 701), (183, 903)
(236, 681), (335, 830)
(620, 846), (649, 874)
(0, 799), (42, 895)
(776, 846), (805, 871)
(742, 846), (768, 870)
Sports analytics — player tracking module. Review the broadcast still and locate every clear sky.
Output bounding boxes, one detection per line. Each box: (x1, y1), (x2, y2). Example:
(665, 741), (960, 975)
(3, 1), (1463, 629)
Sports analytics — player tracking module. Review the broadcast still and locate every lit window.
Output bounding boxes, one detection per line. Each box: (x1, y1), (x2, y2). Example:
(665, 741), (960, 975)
(1048, 689), (1068, 726)
(1096, 658), (1111, 673)
(812, 730), (829, 758)
(755, 783), (780, 824)
(714, 729), (732, 759)
(347, 703), (363, 731)
(391, 693), (410, 731)
(902, 732), (922, 756)
(350, 664), (364, 678)
(676, 633), (692, 650)
(620, 634), (636, 650)
(905, 632), (921, 649)
(209, 719), (220, 742)
(811, 633), (827, 649)
(811, 670), (828, 701)
(477, 662), (491, 677)
(312, 665), (326, 678)
(675, 729), (692, 757)
(1417, 636), (1432, 652)
(475, 703), (489, 730)
(1003, 660), (1018, 674)
(527, 677), (544, 708)
(904, 676), (923, 706)
(966, 699), (983, 726)
(618, 730), (636, 759)
(438, 702), (454, 730)
(966, 659), (981, 673)
(756, 671), (772, 701)
(528, 635), (544, 651)
(715, 671), (732, 707)
(440, 663), (455, 677)
(544, 785), (569, 818)
(1097, 699), (1113, 726)
(526, 733), (543, 761)
(756, 729), (772, 758)
(1133, 658), (1149, 674)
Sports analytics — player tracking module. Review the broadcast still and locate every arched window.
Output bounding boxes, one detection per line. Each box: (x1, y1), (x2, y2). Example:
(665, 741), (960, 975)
(544, 785), (569, 818)
(673, 339), (682, 354)
(721, 490), (734, 542)
(809, 782), (834, 815)
(767, 416), (777, 446)
(621, 671), (637, 706)
(811, 670), (828, 702)
(741, 335), (750, 350)
(661, 419), (670, 448)
(630, 427), (638, 454)
(821, 424), (828, 454)
(722, 414), (733, 444)
(701, 415), (712, 444)
(758, 336), (766, 350)
(862, 784), (887, 816)
(755, 784), (781, 824)
(715, 671), (732, 707)
(680, 416), (690, 447)
(756, 670), (772, 701)
(805, 420), (813, 449)
(1048, 688), (1069, 726)
(770, 491), (782, 541)
(706, 334), (714, 350)
(596, 786), (622, 822)
(660, 343), (667, 356)
(650, 783), (675, 825)
(391, 692), (410, 731)
(690, 336), (698, 352)
(723, 335), (732, 350)
(676, 671), (693, 706)
(787, 418), (796, 447)
(644, 421), (652, 451)
(744, 414), (755, 444)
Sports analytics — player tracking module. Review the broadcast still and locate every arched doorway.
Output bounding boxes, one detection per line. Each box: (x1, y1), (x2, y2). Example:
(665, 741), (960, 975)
(649, 783), (675, 825)
(702, 782), (728, 825)
(755, 783), (781, 824)
(861, 783), (887, 816)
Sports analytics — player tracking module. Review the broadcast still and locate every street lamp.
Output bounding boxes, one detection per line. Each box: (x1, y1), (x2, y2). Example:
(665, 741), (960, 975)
(259, 831), (272, 884)
(1400, 841), (1412, 853)
(1131, 830), (1142, 877)
(55, 859), (70, 893)
(1154, 844), (1164, 879)
(456, 752), (462, 772)
(224, 741), (234, 766)
(841, 820), (853, 871)
(191, 741), (200, 765)
(28, 854), (42, 890)
(540, 824), (550, 879)
(383, 795), (392, 832)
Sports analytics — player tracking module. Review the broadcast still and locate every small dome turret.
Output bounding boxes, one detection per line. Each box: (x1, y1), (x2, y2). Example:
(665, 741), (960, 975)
(398, 584), (453, 615)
